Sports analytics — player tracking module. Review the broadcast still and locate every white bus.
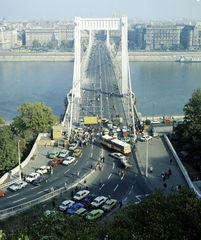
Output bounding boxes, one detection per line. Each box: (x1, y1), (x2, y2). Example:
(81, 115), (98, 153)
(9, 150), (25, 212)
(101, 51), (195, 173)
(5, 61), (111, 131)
(101, 135), (131, 155)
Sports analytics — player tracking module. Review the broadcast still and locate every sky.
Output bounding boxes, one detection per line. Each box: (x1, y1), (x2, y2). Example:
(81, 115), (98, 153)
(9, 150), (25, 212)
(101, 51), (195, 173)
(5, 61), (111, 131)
(1, 0), (201, 22)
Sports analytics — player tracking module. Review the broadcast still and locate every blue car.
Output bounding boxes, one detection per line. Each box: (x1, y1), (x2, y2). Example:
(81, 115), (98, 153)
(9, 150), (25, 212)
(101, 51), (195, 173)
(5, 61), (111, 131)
(67, 203), (85, 215)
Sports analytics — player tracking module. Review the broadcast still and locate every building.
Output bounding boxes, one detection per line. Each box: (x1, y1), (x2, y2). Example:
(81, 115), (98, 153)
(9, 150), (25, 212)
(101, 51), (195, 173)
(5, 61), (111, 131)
(0, 27), (18, 49)
(25, 26), (74, 47)
(180, 23), (201, 51)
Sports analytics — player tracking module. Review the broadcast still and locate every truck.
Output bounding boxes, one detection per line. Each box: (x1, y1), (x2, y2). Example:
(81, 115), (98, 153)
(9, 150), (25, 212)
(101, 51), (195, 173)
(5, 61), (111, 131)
(112, 117), (123, 126)
(84, 116), (99, 125)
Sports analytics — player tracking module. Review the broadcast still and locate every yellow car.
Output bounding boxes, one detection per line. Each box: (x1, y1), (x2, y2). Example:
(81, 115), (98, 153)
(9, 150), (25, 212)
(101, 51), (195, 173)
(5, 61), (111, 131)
(72, 149), (82, 157)
(101, 118), (109, 123)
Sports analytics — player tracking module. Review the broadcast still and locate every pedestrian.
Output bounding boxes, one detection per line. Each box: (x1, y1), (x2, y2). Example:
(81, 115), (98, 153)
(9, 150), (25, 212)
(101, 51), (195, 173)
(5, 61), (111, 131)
(71, 190), (74, 198)
(102, 156), (105, 163)
(52, 201), (55, 208)
(86, 186), (89, 190)
(121, 170), (125, 176)
(150, 166), (153, 173)
(168, 168), (172, 175)
(77, 170), (80, 177)
(119, 201), (123, 209)
(84, 179), (86, 184)
(99, 180), (103, 187)
(64, 182), (67, 189)
(170, 159), (173, 165)
(108, 194), (111, 200)
(102, 163), (104, 170)
(162, 175), (166, 181)
(118, 170), (121, 176)
(90, 164), (93, 169)
(163, 182), (167, 190)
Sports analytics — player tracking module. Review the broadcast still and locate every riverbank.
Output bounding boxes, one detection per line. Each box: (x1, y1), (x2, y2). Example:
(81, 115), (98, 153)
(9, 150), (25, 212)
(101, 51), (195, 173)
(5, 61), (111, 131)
(0, 50), (201, 62)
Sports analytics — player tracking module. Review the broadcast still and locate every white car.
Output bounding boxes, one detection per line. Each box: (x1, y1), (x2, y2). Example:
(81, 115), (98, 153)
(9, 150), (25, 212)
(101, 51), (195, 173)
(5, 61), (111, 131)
(111, 152), (126, 160)
(73, 190), (90, 201)
(36, 165), (50, 175)
(151, 120), (160, 124)
(69, 143), (78, 151)
(25, 172), (40, 183)
(62, 156), (76, 165)
(58, 149), (69, 158)
(90, 196), (108, 208)
(9, 180), (27, 191)
(140, 135), (153, 142)
(59, 200), (75, 211)
(122, 126), (128, 132)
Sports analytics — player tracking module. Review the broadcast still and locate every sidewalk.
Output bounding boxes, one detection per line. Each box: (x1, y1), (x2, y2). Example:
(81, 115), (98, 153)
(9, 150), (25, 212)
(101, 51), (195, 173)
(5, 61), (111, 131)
(135, 136), (188, 197)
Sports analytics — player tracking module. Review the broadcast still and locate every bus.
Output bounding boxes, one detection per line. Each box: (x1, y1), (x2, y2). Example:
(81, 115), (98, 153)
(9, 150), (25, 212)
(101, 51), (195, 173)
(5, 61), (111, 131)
(101, 135), (131, 155)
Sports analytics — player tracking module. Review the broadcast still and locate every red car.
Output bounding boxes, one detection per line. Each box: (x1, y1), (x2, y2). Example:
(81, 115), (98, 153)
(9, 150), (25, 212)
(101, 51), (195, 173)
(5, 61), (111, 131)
(50, 158), (63, 167)
(0, 190), (5, 197)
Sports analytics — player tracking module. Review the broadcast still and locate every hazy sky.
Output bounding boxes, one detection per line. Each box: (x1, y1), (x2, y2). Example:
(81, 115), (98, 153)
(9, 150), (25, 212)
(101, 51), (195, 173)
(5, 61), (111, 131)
(1, 0), (201, 22)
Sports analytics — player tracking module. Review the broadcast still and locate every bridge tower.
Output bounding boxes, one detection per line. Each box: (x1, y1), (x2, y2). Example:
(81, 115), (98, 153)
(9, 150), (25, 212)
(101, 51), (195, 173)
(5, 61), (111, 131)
(73, 16), (129, 98)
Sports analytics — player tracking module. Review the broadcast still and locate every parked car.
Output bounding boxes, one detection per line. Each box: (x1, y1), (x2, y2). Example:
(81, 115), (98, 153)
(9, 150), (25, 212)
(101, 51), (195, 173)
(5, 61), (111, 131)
(32, 176), (48, 186)
(140, 135), (152, 142)
(101, 118), (109, 123)
(36, 165), (50, 175)
(151, 120), (161, 124)
(86, 209), (104, 220)
(59, 200), (75, 211)
(44, 209), (57, 217)
(73, 190), (90, 201)
(81, 194), (98, 206)
(9, 180), (27, 191)
(0, 190), (5, 197)
(69, 143), (78, 151)
(25, 172), (40, 183)
(72, 149), (82, 157)
(67, 203), (85, 215)
(49, 151), (59, 159)
(74, 207), (88, 218)
(110, 152), (126, 160)
(50, 158), (63, 167)
(62, 156), (76, 166)
(90, 196), (107, 208)
(102, 199), (117, 211)
(58, 149), (69, 158)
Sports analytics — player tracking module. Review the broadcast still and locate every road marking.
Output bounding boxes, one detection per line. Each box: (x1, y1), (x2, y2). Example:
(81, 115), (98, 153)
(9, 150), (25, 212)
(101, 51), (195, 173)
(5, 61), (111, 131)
(128, 191), (132, 195)
(113, 184), (119, 191)
(108, 173), (112, 179)
(136, 195), (142, 201)
(91, 145), (93, 150)
(99, 184), (105, 190)
(37, 189), (49, 194)
(13, 197), (26, 203)
(64, 169), (70, 174)
(121, 174), (125, 180)
(7, 193), (19, 199)
(90, 153), (93, 157)
(53, 177), (58, 180)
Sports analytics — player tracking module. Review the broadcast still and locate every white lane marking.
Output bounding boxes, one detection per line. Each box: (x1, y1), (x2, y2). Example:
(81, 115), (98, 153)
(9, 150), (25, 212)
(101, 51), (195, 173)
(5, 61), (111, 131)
(108, 174), (112, 179)
(113, 184), (119, 191)
(90, 153), (93, 157)
(37, 189), (49, 194)
(53, 177), (58, 180)
(13, 197), (26, 203)
(64, 169), (70, 174)
(121, 174), (125, 180)
(99, 184), (105, 190)
(91, 145), (93, 150)
(128, 191), (132, 195)
(7, 194), (19, 199)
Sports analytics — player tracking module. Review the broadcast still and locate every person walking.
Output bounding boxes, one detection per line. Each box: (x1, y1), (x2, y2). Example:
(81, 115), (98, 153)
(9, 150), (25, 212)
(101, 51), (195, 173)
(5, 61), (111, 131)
(163, 182), (167, 191)
(170, 159), (173, 165)
(108, 194), (111, 200)
(52, 201), (55, 208)
(102, 156), (105, 163)
(119, 201), (123, 209)
(150, 166), (153, 173)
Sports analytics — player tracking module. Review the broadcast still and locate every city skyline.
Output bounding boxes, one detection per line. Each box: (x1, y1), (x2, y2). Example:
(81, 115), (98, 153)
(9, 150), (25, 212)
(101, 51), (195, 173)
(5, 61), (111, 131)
(1, 0), (201, 22)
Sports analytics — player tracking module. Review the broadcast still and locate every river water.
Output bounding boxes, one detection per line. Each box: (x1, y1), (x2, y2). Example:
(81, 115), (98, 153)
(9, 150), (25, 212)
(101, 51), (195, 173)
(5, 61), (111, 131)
(0, 61), (201, 122)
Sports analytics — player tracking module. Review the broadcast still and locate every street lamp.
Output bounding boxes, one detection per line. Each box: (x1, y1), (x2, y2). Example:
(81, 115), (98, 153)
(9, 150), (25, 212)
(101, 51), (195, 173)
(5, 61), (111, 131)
(18, 140), (21, 180)
(145, 139), (149, 177)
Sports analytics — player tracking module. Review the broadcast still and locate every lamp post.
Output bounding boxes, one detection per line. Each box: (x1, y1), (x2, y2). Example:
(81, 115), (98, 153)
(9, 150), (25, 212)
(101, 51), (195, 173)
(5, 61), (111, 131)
(18, 140), (21, 180)
(145, 139), (149, 177)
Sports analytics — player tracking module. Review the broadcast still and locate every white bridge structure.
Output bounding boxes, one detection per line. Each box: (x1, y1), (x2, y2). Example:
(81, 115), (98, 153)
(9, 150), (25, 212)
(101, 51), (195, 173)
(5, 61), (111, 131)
(68, 16), (135, 137)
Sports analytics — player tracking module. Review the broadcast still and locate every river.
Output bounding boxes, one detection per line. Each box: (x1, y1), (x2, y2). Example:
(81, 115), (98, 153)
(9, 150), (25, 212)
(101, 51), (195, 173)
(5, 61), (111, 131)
(0, 61), (201, 122)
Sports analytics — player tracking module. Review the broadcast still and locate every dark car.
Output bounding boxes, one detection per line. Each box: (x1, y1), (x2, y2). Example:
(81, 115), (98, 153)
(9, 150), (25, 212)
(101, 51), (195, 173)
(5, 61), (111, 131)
(81, 194), (98, 206)
(32, 176), (48, 186)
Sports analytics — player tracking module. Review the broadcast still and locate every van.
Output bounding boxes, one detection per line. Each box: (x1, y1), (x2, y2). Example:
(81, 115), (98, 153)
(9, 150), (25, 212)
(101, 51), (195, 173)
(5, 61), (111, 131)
(74, 207), (88, 218)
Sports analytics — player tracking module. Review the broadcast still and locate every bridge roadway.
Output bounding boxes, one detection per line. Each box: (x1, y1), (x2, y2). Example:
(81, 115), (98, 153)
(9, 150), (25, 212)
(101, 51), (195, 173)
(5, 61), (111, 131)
(0, 41), (188, 215)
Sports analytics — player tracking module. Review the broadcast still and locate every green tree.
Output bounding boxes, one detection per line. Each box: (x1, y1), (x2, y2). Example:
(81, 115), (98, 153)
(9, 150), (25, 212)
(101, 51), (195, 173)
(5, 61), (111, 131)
(32, 40), (41, 48)
(0, 117), (5, 124)
(175, 88), (201, 152)
(11, 102), (58, 139)
(47, 41), (55, 49)
(0, 126), (18, 173)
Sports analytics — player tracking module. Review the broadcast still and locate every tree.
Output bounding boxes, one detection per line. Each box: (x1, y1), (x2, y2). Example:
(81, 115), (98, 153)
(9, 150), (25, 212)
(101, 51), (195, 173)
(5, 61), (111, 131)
(11, 102), (58, 139)
(0, 126), (18, 174)
(32, 40), (41, 48)
(47, 41), (55, 49)
(0, 117), (5, 125)
(4, 188), (201, 240)
(175, 88), (201, 152)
